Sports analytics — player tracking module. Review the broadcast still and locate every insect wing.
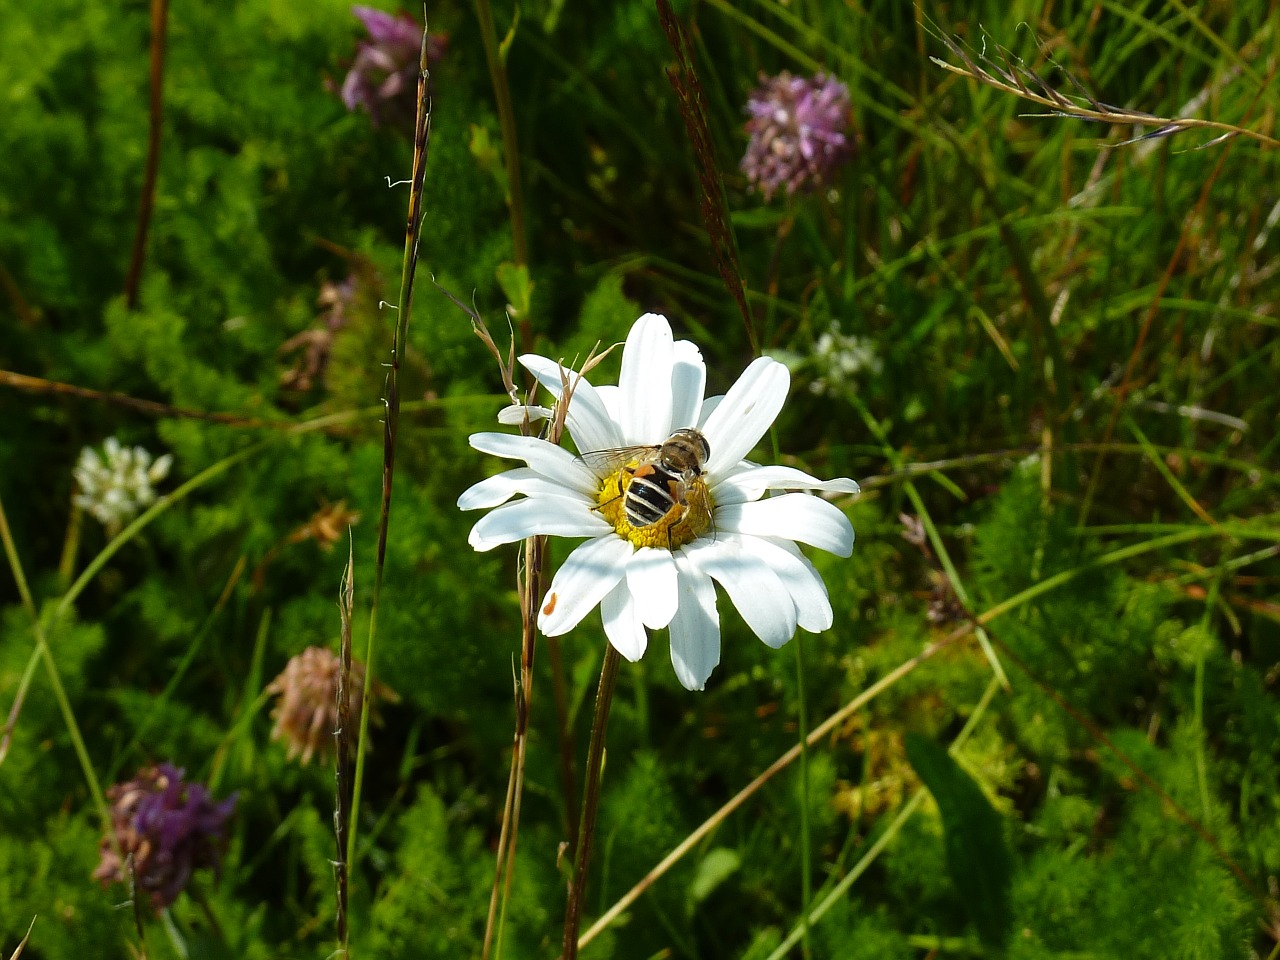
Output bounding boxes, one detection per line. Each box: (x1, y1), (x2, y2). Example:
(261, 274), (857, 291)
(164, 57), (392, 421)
(682, 479), (717, 541)
(575, 444), (659, 477)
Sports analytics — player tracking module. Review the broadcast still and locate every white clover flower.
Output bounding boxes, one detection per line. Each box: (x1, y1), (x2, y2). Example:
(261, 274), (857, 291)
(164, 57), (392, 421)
(458, 314), (859, 691)
(809, 322), (882, 396)
(73, 437), (173, 534)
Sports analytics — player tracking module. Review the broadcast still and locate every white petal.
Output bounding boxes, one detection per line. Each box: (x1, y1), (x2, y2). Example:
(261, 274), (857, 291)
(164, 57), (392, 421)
(626, 547), (679, 630)
(601, 580), (648, 661)
(148, 454), (173, 483)
(684, 538), (797, 648)
(670, 340), (707, 431)
(712, 464), (860, 505)
(594, 384), (622, 425)
(519, 354), (623, 454)
(618, 313), (675, 444)
(539, 535), (634, 636)
(735, 535), (833, 632)
(696, 394), (724, 428)
(468, 497), (611, 552)
(469, 432), (599, 495)
(700, 357), (790, 476)
(716, 494), (854, 557)
(458, 467), (586, 510)
(497, 403), (552, 425)
(669, 551), (720, 690)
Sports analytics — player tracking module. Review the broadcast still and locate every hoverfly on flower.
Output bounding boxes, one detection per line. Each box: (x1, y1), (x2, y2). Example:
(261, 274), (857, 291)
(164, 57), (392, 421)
(577, 428), (714, 550)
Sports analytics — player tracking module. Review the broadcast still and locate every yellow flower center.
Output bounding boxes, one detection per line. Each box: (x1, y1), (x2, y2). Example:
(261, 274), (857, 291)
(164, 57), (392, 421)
(596, 464), (714, 550)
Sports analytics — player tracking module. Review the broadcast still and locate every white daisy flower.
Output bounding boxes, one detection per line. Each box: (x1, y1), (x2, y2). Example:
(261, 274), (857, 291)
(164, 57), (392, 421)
(73, 437), (173, 534)
(458, 313), (859, 690)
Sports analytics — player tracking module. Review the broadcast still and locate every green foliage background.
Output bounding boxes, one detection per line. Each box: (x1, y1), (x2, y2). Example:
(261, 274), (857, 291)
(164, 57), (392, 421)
(2, 0), (1279, 957)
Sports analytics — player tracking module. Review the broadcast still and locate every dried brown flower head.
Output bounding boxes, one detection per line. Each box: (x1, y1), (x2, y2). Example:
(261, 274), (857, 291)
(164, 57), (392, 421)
(265, 646), (393, 765)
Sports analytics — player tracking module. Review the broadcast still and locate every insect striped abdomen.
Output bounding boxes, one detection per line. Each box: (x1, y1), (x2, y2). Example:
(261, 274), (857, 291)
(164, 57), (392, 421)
(624, 465), (678, 527)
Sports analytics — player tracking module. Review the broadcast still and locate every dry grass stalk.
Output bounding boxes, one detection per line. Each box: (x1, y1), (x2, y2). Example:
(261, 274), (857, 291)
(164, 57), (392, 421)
(930, 28), (1280, 149)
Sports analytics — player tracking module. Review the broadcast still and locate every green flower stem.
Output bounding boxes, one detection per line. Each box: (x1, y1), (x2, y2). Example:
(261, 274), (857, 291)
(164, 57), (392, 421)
(562, 645), (621, 960)
(976, 527), (1222, 626)
(850, 393), (1010, 689)
(1126, 415), (1219, 527)
(901, 481), (1011, 690)
(1194, 573), (1222, 822)
(0, 493), (113, 836)
(56, 499), (82, 590)
(794, 632), (812, 960)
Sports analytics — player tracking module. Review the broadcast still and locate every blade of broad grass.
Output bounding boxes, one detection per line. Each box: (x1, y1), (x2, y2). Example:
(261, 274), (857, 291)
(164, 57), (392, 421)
(349, 25), (433, 883)
(0, 491), (41, 765)
(904, 732), (1014, 952)
(793, 631), (812, 959)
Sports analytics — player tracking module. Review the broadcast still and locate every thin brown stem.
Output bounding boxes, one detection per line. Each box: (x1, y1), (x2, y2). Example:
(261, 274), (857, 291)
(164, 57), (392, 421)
(482, 533), (546, 960)
(562, 645), (621, 960)
(473, 0), (529, 350)
(334, 541), (356, 957)
(545, 632), (579, 853)
(348, 18), (433, 890)
(0, 370), (281, 429)
(929, 27), (1280, 150)
(655, 0), (756, 355)
(124, 0), (171, 310)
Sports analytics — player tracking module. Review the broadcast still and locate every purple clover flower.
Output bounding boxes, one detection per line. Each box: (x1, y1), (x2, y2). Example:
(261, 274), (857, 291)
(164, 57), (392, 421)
(340, 6), (447, 129)
(740, 71), (854, 202)
(94, 763), (236, 910)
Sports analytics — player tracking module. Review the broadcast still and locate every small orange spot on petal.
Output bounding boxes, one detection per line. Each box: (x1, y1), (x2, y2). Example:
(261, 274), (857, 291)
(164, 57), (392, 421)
(543, 593), (557, 616)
